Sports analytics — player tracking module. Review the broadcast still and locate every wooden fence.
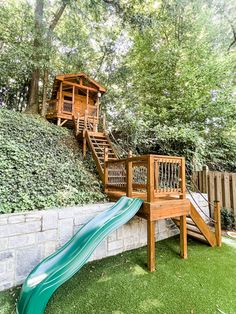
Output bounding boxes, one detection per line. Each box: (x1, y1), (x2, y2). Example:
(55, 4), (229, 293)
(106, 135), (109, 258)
(192, 166), (236, 218)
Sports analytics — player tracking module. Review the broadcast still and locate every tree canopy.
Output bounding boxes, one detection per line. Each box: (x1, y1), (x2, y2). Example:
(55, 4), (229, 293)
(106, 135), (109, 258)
(0, 0), (236, 170)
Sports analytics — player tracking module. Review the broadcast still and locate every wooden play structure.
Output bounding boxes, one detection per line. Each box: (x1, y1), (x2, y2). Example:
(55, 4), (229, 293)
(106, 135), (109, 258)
(46, 72), (106, 129)
(46, 73), (222, 272)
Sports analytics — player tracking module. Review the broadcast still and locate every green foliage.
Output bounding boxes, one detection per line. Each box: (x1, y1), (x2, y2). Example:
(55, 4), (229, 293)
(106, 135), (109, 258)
(221, 207), (235, 230)
(0, 109), (105, 214)
(104, 0), (236, 171)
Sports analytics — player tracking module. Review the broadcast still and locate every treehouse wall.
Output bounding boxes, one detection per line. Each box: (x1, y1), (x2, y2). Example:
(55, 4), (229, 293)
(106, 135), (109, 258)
(61, 91), (97, 118)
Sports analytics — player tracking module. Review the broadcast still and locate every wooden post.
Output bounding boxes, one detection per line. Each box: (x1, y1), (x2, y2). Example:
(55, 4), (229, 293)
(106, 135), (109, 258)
(147, 219), (155, 272)
(57, 118), (61, 126)
(86, 89), (89, 111)
(76, 113), (80, 136)
(83, 137), (86, 159)
(126, 150), (133, 197)
(72, 85), (75, 117)
(202, 165), (209, 193)
(84, 110), (88, 130)
(147, 155), (154, 203)
(180, 157), (186, 199)
(180, 215), (187, 259)
(214, 201), (222, 247)
(59, 82), (63, 113)
(104, 148), (109, 191)
(232, 174), (236, 222)
(96, 96), (100, 120)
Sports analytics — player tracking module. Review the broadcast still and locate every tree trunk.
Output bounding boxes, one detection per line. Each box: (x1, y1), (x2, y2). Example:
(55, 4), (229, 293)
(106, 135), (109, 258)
(26, 0), (44, 114)
(26, 69), (40, 114)
(41, 68), (49, 117)
(27, 0), (67, 115)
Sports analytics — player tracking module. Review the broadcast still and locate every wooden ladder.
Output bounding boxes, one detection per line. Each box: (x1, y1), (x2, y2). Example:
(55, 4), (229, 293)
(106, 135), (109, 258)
(172, 202), (221, 247)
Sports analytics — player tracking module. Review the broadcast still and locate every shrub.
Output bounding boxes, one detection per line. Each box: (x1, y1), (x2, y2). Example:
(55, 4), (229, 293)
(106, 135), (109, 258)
(0, 109), (106, 214)
(221, 207), (235, 230)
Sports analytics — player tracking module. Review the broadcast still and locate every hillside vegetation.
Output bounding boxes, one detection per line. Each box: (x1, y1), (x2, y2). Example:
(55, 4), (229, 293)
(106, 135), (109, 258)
(0, 109), (105, 214)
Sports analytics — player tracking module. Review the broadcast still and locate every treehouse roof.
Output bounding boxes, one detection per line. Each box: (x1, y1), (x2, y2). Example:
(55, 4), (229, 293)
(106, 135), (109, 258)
(51, 72), (106, 99)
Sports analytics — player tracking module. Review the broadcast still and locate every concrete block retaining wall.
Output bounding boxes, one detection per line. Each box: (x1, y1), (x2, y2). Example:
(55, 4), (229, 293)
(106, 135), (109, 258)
(0, 202), (179, 291)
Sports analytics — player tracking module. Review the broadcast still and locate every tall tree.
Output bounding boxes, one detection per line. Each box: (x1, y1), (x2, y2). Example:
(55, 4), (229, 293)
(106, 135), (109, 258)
(26, 0), (44, 114)
(26, 0), (68, 114)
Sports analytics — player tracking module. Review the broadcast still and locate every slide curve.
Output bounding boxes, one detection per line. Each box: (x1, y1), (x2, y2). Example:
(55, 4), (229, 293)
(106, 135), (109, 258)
(17, 197), (143, 314)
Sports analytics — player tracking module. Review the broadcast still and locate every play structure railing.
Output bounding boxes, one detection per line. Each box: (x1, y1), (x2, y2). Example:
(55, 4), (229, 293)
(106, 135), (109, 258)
(104, 154), (186, 201)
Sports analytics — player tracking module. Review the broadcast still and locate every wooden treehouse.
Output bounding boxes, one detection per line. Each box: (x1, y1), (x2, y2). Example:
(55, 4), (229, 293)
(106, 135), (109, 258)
(46, 73), (222, 272)
(46, 72), (106, 129)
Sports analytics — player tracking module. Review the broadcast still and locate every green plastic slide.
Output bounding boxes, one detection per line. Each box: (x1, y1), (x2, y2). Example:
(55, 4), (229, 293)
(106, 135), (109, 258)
(17, 196), (143, 314)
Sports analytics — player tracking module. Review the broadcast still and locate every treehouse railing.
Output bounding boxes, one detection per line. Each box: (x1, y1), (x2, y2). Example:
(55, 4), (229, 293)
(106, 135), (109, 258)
(104, 154), (186, 201)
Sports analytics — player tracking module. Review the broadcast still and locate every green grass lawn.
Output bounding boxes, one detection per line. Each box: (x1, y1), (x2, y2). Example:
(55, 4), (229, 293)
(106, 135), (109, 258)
(1, 236), (236, 314)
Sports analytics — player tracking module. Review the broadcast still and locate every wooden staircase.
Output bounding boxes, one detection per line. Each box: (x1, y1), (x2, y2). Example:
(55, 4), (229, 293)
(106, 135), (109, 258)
(85, 131), (118, 177)
(73, 114), (119, 182)
(172, 203), (218, 247)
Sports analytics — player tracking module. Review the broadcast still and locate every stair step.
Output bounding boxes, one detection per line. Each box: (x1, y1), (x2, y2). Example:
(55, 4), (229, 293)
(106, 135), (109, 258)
(187, 230), (207, 242)
(173, 219), (202, 234)
(173, 217), (196, 226)
(96, 152), (116, 156)
(92, 141), (109, 145)
(93, 142), (110, 145)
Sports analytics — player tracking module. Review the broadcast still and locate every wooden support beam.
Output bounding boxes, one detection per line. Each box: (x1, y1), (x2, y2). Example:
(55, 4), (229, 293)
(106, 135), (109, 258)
(76, 113), (80, 136)
(126, 150), (133, 197)
(84, 110), (88, 130)
(180, 215), (187, 259)
(214, 201), (222, 247)
(62, 80), (98, 92)
(147, 219), (155, 272)
(147, 156), (154, 203)
(59, 82), (63, 113)
(83, 137), (86, 159)
(72, 85), (75, 117)
(86, 89), (89, 111)
(59, 119), (68, 127)
(57, 117), (61, 126)
(180, 157), (186, 199)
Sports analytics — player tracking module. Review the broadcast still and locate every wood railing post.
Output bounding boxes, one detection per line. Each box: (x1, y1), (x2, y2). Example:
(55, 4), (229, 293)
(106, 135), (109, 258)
(147, 155), (155, 203)
(84, 109), (88, 130)
(72, 85), (75, 117)
(214, 201), (222, 247)
(76, 113), (80, 136)
(126, 150), (133, 197)
(104, 148), (109, 192)
(180, 157), (186, 199)
(59, 82), (63, 114)
(83, 136), (86, 159)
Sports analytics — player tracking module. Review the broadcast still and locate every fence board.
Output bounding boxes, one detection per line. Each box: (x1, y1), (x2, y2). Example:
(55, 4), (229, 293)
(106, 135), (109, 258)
(192, 168), (236, 219)
(215, 172), (223, 205)
(222, 173), (231, 209)
(208, 172), (215, 217)
(231, 174), (236, 218)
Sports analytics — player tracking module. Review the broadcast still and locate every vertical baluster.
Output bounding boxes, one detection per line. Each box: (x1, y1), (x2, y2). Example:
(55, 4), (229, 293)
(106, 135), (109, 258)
(104, 148), (108, 192)
(170, 162), (173, 191)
